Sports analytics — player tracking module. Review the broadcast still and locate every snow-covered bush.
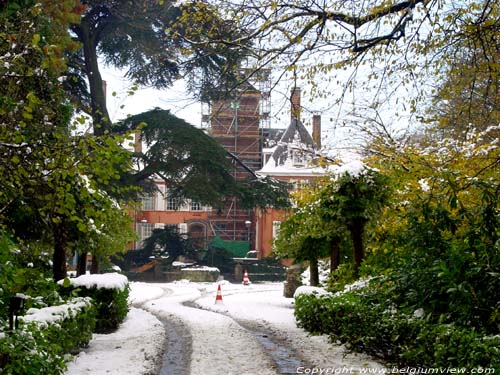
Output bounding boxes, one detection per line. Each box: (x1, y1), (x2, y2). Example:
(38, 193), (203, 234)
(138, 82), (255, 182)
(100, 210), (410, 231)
(295, 282), (500, 369)
(0, 297), (96, 375)
(59, 273), (129, 333)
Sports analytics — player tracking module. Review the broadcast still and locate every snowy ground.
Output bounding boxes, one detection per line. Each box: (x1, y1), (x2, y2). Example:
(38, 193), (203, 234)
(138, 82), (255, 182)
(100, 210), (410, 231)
(65, 281), (386, 375)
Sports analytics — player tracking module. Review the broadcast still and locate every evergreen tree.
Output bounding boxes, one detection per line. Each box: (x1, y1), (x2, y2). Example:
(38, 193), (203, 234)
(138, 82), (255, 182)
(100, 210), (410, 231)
(67, 0), (248, 134)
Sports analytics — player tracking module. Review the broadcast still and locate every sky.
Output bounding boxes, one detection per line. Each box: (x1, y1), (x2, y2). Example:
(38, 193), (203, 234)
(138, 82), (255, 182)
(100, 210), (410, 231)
(100, 58), (419, 164)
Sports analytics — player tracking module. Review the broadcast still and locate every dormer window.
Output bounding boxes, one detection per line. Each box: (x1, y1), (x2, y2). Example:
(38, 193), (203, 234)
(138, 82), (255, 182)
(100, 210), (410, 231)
(292, 150), (305, 166)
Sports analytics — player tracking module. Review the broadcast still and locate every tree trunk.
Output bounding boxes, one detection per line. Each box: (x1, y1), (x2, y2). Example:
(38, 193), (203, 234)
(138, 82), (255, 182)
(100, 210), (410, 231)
(52, 220), (68, 281)
(330, 239), (340, 273)
(349, 219), (366, 276)
(90, 254), (99, 274)
(77, 24), (110, 135)
(309, 257), (319, 286)
(77, 252), (87, 276)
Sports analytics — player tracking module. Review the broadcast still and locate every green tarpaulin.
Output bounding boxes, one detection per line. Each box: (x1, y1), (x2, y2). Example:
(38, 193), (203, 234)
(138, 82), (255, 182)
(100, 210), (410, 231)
(210, 236), (249, 258)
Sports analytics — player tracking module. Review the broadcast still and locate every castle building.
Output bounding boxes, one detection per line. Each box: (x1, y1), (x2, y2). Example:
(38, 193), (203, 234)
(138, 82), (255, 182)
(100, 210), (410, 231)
(134, 79), (326, 259)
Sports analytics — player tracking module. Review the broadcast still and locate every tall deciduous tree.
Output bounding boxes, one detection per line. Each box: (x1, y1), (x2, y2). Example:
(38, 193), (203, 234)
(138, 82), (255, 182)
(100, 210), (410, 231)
(273, 179), (348, 285)
(1, 1), (137, 280)
(428, 49), (500, 142)
(67, 1), (289, 210)
(275, 165), (390, 282)
(173, 0), (500, 138)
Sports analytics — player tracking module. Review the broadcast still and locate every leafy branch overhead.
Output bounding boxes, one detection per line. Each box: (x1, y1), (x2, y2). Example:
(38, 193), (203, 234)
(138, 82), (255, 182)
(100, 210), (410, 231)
(119, 109), (291, 209)
(173, 0), (500, 116)
(67, 0), (250, 134)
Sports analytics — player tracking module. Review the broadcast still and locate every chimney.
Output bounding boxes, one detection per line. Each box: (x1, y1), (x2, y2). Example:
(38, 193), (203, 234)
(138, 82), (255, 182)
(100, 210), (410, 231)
(290, 87), (301, 121)
(312, 114), (321, 149)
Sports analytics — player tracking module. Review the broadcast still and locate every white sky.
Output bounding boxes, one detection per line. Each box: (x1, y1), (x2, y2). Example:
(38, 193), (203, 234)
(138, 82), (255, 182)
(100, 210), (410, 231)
(100, 54), (421, 161)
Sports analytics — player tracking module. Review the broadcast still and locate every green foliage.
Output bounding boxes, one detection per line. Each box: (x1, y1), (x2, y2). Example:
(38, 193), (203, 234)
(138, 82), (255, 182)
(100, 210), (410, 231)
(120, 109), (291, 210)
(326, 262), (357, 293)
(295, 290), (500, 369)
(64, 285), (130, 334)
(202, 245), (235, 274)
(0, 233), (62, 318)
(293, 126), (499, 365)
(121, 109), (237, 205)
(241, 257), (287, 282)
(272, 181), (335, 262)
(365, 126), (500, 334)
(0, 324), (67, 375)
(274, 167), (390, 277)
(387, 204), (500, 332)
(31, 298), (96, 355)
(142, 226), (198, 265)
(67, 0), (249, 135)
(1, 0), (137, 279)
(0, 299), (96, 375)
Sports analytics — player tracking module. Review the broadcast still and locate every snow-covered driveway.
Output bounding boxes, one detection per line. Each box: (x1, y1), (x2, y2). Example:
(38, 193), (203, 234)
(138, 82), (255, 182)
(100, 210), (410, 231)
(138, 281), (385, 375)
(66, 281), (385, 375)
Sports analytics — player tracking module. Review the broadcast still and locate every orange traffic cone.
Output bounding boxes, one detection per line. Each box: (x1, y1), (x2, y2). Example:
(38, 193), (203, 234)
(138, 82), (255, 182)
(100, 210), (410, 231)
(242, 269), (251, 285)
(215, 284), (223, 304)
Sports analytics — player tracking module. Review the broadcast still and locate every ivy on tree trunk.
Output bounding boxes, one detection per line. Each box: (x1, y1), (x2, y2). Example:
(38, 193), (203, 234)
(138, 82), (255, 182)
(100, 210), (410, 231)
(330, 239), (340, 273)
(349, 219), (366, 276)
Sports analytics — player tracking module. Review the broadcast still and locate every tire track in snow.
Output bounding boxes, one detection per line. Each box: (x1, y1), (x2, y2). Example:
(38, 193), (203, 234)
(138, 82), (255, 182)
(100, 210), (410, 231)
(185, 288), (313, 374)
(141, 283), (279, 375)
(192, 283), (386, 372)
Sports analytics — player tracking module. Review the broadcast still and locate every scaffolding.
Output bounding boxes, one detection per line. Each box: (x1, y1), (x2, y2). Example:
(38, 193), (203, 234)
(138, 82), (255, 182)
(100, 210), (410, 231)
(202, 69), (272, 135)
(203, 69), (272, 244)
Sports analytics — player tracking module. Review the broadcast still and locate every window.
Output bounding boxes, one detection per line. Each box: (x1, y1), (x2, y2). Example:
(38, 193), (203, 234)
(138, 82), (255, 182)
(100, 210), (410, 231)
(165, 224), (178, 232)
(141, 194), (155, 210)
(166, 195), (179, 211)
(139, 223), (154, 247)
(292, 150), (306, 166)
(190, 200), (202, 211)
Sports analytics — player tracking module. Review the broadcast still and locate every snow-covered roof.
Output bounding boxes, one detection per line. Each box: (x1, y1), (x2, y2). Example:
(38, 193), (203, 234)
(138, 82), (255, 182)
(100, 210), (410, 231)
(258, 118), (325, 177)
(279, 118), (315, 148)
(258, 161), (327, 177)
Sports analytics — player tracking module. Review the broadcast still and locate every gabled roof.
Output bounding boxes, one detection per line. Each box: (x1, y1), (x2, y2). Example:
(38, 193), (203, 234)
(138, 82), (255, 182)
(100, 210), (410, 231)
(258, 118), (323, 177)
(279, 118), (315, 149)
(266, 118), (316, 167)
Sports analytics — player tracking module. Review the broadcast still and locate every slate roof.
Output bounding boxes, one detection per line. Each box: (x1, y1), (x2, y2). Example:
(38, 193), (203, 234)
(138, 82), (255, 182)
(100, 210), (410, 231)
(262, 118), (317, 169)
(278, 118), (315, 148)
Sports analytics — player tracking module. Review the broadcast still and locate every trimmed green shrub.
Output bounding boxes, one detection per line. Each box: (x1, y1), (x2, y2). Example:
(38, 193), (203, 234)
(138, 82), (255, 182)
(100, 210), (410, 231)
(0, 297), (96, 375)
(0, 324), (66, 375)
(295, 290), (500, 369)
(60, 274), (129, 333)
(36, 298), (96, 353)
(77, 286), (128, 333)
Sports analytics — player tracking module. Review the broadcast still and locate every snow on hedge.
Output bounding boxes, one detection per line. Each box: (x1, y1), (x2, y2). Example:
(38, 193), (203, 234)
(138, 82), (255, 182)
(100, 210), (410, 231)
(334, 277), (373, 296)
(21, 297), (92, 326)
(294, 278), (374, 299)
(293, 286), (329, 298)
(58, 272), (128, 291)
(336, 159), (366, 177)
